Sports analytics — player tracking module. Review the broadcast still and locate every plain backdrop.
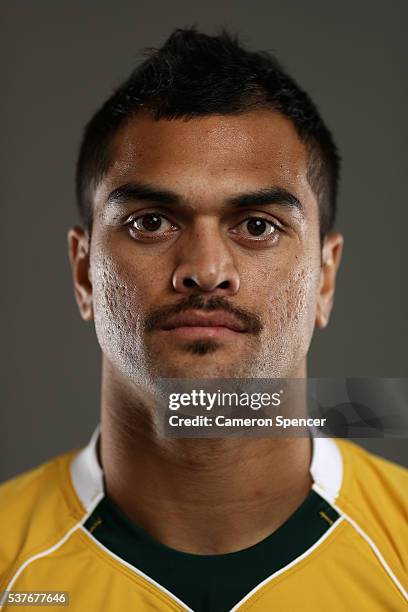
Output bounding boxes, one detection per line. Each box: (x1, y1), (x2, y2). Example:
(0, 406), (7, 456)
(2, 0), (407, 481)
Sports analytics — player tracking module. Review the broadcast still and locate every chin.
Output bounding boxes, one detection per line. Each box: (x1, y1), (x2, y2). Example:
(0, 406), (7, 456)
(146, 351), (226, 379)
(181, 339), (222, 356)
(145, 338), (271, 379)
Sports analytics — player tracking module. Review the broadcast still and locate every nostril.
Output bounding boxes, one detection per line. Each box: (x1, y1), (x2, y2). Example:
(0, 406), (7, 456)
(218, 281), (230, 289)
(183, 278), (197, 288)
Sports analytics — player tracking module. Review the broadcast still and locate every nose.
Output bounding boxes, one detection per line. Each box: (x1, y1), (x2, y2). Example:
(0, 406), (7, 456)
(172, 222), (240, 295)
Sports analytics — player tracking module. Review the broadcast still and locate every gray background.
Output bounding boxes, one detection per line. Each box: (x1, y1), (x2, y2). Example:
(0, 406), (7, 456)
(2, 0), (407, 481)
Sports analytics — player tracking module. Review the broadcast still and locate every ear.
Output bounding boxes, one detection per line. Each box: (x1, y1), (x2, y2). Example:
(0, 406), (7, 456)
(67, 226), (93, 321)
(315, 232), (344, 329)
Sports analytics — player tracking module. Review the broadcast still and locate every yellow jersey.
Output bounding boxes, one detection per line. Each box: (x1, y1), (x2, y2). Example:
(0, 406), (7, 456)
(0, 429), (407, 610)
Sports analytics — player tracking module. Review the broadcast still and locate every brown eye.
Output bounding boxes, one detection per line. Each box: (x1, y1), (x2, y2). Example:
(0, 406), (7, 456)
(136, 214), (163, 231)
(130, 213), (175, 234)
(233, 217), (278, 239)
(246, 218), (269, 236)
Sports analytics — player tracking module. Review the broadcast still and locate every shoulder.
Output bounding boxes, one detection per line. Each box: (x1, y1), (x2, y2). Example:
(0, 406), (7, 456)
(335, 439), (408, 512)
(0, 450), (84, 587)
(334, 440), (407, 580)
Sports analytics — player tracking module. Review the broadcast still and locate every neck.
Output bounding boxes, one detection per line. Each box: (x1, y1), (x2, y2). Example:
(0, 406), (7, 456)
(100, 360), (313, 555)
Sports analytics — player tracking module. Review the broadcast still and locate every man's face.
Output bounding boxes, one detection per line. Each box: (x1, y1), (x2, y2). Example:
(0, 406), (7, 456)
(69, 109), (342, 383)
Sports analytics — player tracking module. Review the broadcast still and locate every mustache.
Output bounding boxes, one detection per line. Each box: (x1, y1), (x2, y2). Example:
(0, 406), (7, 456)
(145, 295), (263, 335)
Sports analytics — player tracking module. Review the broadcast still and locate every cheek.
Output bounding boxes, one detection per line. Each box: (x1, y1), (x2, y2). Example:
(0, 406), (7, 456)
(90, 250), (148, 354)
(260, 257), (320, 333)
(282, 267), (319, 326)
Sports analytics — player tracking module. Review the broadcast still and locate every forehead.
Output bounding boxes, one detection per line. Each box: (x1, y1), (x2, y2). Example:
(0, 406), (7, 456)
(96, 109), (316, 211)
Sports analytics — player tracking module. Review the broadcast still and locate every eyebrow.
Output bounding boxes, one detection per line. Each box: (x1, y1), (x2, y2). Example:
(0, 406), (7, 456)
(227, 187), (302, 213)
(107, 182), (181, 207)
(106, 181), (303, 215)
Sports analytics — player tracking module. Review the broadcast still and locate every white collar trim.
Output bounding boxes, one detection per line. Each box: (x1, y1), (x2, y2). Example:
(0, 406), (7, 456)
(70, 426), (343, 512)
(310, 435), (343, 503)
(70, 425), (104, 511)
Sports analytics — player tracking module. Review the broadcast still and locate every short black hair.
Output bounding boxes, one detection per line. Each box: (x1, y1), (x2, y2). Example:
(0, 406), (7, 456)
(76, 27), (340, 239)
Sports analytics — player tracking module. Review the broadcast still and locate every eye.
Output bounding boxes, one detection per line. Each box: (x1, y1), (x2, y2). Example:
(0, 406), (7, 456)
(233, 217), (280, 240)
(128, 213), (176, 236)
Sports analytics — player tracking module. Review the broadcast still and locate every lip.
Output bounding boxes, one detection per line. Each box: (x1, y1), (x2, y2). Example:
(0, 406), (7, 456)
(160, 311), (247, 335)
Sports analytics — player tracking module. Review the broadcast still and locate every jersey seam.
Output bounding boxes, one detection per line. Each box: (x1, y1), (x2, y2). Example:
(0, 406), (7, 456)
(1, 453), (85, 592)
(0, 494), (103, 603)
(0, 517), (80, 591)
(316, 486), (408, 603)
(234, 517), (347, 610)
(77, 527), (190, 611)
(341, 511), (408, 603)
(334, 492), (408, 598)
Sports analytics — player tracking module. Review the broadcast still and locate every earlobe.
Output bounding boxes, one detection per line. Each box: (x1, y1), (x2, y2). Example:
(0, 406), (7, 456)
(315, 232), (344, 329)
(67, 226), (94, 321)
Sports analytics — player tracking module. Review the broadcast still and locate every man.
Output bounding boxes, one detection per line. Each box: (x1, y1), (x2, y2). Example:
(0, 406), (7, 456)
(1, 28), (407, 611)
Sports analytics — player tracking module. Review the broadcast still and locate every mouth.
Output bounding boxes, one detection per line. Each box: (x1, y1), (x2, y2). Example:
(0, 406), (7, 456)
(159, 310), (247, 338)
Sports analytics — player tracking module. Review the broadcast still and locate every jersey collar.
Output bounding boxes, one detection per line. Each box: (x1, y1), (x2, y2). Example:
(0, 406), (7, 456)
(70, 425), (343, 512)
